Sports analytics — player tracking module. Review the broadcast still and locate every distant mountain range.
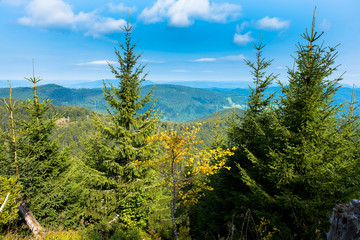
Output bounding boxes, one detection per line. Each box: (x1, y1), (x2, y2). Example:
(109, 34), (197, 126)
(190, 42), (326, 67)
(1, 79), (354, 89)
(0, 83), (251, 122)
(0, 82), (358, 122)
(0, 79), (254, 89)
(0, 79), (155, 89)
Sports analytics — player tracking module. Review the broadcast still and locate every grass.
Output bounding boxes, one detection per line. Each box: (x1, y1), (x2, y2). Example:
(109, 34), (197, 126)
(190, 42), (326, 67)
(1, 229), (92, 240)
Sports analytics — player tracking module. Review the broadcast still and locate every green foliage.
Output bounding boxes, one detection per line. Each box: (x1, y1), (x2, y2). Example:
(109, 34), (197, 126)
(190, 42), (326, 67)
(0, 176), (22, 229)
(80, 21), (166, 236)
(0, 64), (73, 229)
(191, 36), (277, 239)
(16, 67), (71, 226)
(64, 157), (118, 228)
(99, 20), (160, 175)
(220, 15), (360, 239)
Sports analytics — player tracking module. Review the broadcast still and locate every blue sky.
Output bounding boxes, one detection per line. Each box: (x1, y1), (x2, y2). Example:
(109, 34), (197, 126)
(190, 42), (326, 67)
(0, 0), (359, 86)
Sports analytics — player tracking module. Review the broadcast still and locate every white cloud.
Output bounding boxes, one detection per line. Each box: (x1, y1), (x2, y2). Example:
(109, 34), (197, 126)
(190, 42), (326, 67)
(86, 18), (127, 37)
(19, 0), (91, 27)
(139, 0), (174, 24)
(233, 32), (254, 46)
(139, 0), (241, 27)
(208, 2), (241, 22)
(108, 2), (137, 13)
(18, 0), (126, 37)
(218, 54), (245, 61)
(76, 60), (117, 66)
(320, 18), (331, 31)
(192, 58), (217, 62)
(256, 16), (290, 30)
(140, 59), (164, 63)
(236, 21), (250, 33)
(191, 54), (245, 62)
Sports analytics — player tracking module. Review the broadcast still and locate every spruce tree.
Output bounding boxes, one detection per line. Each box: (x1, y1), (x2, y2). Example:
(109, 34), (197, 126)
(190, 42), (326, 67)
(101, 21), (159, 176)
(85, 20), (161, 232)
(192, 36), (277, 238)
(228, 13), (360, 239)
(228, 35), (276, 161)
(17, 62), (71, 226)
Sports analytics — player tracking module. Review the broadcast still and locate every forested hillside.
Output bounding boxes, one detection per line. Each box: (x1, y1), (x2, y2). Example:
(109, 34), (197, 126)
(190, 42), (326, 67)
(0, 84), (357, 123)
(0, 100), (238, 157)
(1, 15), (360, 240)
(0, 84), (247, 122)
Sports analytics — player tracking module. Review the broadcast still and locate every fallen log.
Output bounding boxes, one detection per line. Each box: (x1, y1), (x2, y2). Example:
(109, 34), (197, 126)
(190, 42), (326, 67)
(17, 202), (43, 236)
(327, 199), (360, 240)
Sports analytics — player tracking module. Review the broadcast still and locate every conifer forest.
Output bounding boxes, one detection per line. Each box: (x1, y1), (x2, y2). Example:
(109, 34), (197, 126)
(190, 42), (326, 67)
(1, 14), (360, 240)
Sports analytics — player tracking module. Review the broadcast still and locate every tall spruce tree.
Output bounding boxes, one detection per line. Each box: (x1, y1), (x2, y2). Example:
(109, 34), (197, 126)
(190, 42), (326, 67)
(85, 20), (161, 232)
(101, 21), (159, 177)
(16, 62), (71, 226)
(191, 37), (277, 238)
(227, 13), (360, 239)
(228, 35), (276, 156)
(225, 36), (276, 237)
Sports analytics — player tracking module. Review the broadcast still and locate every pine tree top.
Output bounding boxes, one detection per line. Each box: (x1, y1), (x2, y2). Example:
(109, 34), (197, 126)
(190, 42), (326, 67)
(99, 20), (160, 170)
(279, 11), (342, 134)
(103, 21), (159, 134)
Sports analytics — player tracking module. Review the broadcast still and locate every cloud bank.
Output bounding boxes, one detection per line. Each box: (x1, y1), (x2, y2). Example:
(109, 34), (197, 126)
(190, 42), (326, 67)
(256, 16), (290, 30)
(18, 0), (126, 37)
(76, 60), (117, 66)
(139, 0), (241, 27)
(232, 16), (290, 46)
(108, 2), (137, 13)
(233, 31), (254, 46)
(192, 54), (245, 62)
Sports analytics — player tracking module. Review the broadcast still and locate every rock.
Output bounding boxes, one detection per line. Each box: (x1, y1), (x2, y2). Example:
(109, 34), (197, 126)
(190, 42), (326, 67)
(327, 199), (360, 240)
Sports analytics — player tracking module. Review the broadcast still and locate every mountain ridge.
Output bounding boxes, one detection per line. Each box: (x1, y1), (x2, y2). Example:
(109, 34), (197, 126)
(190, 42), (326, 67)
(0, 83), (357, 122)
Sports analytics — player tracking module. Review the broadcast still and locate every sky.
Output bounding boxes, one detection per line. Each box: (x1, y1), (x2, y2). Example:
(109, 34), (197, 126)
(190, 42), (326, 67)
(0, 0), (360, 86)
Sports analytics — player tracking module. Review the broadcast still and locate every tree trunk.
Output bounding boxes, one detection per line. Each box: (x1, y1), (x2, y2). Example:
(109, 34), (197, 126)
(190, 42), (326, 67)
(18, 202), (43, 236)
(327, 199), (360, 240)
(171, 195), (178, 240)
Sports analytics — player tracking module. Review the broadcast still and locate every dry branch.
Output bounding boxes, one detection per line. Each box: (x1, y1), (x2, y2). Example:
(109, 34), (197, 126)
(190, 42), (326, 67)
(0, 192), (10, 213)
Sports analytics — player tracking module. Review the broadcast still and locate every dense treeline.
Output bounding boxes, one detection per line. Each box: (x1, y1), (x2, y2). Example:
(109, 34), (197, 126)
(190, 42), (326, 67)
(0, 100), (236, 158)
(1, 16), (360, 240)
